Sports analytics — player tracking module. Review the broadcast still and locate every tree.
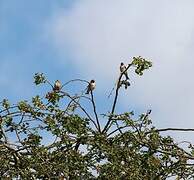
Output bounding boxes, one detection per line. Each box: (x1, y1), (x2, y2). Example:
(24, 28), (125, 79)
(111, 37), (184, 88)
(0, 56), (194, 179)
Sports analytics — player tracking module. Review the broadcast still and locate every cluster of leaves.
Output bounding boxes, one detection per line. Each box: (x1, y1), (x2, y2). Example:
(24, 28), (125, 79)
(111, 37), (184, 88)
(34, 73), (46, 85)
(0, 57), (194, 179)
(117, 56), (152, 91)
(132, 56), (152, 76)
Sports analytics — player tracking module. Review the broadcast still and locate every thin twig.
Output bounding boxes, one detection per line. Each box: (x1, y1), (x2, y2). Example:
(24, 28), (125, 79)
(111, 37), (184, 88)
(107, 86), (115, 99)
(46, 80), (54, 89)
(107, 125), (128, 137)
(62, 79), (88, 89)
(61, 91), (99, 130)
(91, 91), (101, 132)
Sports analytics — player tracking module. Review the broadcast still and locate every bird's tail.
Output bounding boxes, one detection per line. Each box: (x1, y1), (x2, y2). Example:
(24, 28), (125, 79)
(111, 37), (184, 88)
(85, 88), (90, 94)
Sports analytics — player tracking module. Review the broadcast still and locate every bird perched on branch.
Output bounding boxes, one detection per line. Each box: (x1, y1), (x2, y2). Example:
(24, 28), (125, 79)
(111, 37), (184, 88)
(53, 80), (62, 92)
(86, 80), (96, 94)
(120, 62), (129, 80)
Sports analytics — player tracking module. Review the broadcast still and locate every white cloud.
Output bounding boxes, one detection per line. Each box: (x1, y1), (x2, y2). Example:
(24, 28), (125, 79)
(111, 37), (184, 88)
(48, 0), (194, 141)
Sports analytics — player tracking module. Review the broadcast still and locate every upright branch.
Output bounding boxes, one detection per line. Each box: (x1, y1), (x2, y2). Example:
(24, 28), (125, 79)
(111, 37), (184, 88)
(102, 56), (152, 133)
(102, 63), (133, 133)
(91, 91), (101, 132)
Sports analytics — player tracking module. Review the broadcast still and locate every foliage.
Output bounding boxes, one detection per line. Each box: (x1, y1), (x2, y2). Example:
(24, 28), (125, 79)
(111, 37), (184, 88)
(0, 57), (194, 179)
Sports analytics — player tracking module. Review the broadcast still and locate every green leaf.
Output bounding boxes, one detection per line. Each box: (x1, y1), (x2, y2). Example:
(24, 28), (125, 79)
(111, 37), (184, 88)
(34, 73), (46, 85)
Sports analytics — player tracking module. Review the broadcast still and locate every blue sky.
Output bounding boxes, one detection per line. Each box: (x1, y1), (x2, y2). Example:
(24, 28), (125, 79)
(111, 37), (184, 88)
(1, 0), (194, 142)
(0, 0), (77, 99)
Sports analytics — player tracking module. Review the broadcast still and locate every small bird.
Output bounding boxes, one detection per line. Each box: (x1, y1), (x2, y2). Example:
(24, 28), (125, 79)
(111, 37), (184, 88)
(53, 80), (62, 92)
(120, 62), (129, 80)
(86, 80), (96, 94)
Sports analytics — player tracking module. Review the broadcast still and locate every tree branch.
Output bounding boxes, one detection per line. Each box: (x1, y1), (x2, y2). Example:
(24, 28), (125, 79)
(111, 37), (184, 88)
(61, 91), (99, 130)
(102, 63), (132, 133)
(62, 79), (88, 89)
(148, 128), (194, 134)
(91, 91), (101, 132)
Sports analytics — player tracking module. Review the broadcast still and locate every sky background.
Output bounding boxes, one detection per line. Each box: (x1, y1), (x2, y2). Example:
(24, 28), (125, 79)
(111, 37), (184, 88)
(1, 0), (194, 143)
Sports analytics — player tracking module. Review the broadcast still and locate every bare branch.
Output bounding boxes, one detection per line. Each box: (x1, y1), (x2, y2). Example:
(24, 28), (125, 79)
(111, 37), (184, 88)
(62, 79), (88, 89)
(91, 91), (101, 132)
(147, 128), (194, 134)
(102, 63), (133, 133)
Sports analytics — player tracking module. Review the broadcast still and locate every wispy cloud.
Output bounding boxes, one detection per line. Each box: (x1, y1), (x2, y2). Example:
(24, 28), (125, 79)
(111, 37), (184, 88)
(48, 0), (194, 141)
(0, 0), (74, 101)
